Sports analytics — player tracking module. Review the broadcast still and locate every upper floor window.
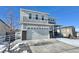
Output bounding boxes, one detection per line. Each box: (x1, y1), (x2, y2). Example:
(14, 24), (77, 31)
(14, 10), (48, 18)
(48, 18), (56, 24)
(29, 13), (32, 19)
(23, 16), (27, 22)
(36, 14), (38, 20)
(48, 18), (51, 21)
(42, 16), (44, 20)
(52, 19), (56, 24)
(28, 27), (30, 29)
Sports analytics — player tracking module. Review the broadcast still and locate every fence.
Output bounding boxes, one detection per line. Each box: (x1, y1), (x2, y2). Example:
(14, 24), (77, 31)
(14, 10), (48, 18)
(0, 34), (15, 52)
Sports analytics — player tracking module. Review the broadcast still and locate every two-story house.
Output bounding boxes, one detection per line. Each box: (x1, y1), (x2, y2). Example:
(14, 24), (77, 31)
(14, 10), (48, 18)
(20, 8), (60, 40)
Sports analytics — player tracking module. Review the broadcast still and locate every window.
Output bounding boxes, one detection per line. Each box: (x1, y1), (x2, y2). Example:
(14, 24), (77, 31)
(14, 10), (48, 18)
(52, 19), (56, 24)
(29, 13), (32, 19)
(48, 18), (50, 21)
(23, 26), (26, 29)
(42, 16), (44, 20)
(36, 14), (38, 20)
(28, 27), (30, 29)
(48, 18), (56, 24)
(23, 16), (27, 22)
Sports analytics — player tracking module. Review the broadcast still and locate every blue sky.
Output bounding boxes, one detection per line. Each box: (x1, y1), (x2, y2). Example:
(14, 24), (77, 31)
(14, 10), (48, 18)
(0, 6), (79, 31)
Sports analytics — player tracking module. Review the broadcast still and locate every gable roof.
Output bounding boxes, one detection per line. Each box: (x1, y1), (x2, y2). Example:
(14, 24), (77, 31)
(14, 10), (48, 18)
(62, 26), (75, 28)
(0, 19), (10, 28)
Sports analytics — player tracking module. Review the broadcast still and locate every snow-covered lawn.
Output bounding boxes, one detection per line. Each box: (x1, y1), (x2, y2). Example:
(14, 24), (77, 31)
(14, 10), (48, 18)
(0, 45), (7, 53)
(0, 41), (8, 53)
(55, 38), (79, 47)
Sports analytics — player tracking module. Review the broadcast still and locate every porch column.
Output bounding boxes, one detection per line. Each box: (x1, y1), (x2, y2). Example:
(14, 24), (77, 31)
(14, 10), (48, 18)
(59, 26), (61, 37)
(53, 26), (55, 38)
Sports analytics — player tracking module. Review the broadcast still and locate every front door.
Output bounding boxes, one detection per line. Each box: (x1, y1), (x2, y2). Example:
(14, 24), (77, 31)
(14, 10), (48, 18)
(49, 31), (53, 38)
(22, 31), (27, 40)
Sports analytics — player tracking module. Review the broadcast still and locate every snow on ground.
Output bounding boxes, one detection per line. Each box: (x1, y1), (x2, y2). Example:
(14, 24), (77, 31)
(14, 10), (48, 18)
(2, 38), (79, 53)
(55, 38), (79, 47)
(0, 40), (8, 52)
(0, 45), (6, 52)
(0, 45), (5, 49)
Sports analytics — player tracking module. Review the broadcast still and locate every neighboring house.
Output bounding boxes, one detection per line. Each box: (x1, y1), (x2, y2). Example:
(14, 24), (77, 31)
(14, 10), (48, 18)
(20, 8), (60, 40)
(0, 19), (10, 41)
(60, 26), (76, 38)
(76, 32), (79, 38)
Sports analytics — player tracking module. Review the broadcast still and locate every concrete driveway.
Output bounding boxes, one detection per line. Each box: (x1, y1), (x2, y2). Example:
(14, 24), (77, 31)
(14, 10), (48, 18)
(27, 39), (79, 53)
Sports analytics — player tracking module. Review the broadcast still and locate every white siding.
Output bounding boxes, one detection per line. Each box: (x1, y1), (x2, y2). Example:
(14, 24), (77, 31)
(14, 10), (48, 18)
(20, 9), (54, 40)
